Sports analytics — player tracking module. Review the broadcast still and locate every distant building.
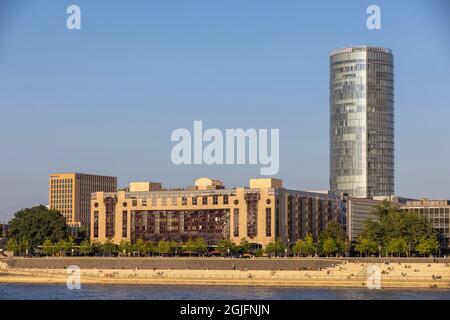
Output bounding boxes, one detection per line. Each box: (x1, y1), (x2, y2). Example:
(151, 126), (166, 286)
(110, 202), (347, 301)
(373, 195), (414, 205)
(399, 199), (450, 251)
(129, 181), (162, 192)
(344, 196), (382, 241)
(194, 178), (225, 190)
(348, 195), (450, 251)
(330, 46), (395, 198)
(49, 173), (117, 228)
(90, 178), (345, 248)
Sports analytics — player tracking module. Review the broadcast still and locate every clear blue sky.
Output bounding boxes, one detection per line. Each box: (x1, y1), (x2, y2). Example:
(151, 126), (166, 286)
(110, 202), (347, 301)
(0, 0), (449, 221)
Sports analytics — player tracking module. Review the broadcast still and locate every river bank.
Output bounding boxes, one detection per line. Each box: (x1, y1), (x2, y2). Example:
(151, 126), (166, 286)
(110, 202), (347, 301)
(1, 258), (449, 289)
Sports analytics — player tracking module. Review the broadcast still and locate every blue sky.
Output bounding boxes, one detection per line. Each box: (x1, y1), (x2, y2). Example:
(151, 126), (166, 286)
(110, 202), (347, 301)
(0, 0), (449, 221)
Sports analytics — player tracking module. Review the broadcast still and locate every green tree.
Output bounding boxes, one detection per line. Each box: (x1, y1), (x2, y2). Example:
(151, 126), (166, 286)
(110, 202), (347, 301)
(7, 205), (69, 251)
(168, 241), (178, 255)
(101, 238), (118, 256)
(158, 240), (172, 255)
(292, 240), (304, 257)
(387, 237), (408, 257)
(56, 239), (69, 256)
(19, 237), (32, 255)
(144, 241), (156, 256)
(253, 248), (264, 257)
(359, 201), (437, 256)
(416, 237), (440, 257)
(119, 240), (131, 256)
(322, 238), (339, 257)
(264, 238), (285, 257)
(194, 238), (208, 255)
(42, 239), (56, 256)
(185, 237), (196, 254)
(217, 239), (238, 256)
(238, 238), (250, 254)
(319, 221), (347, 256)
(319, 220), (346, 244)
(293, 234), (316, 257)
(79, 240), (92, 256)
(91, 241), (102, 255)
(67, 236), (76, 256)
(6, 238), (19, 256)
(135, 239), (146, 257)
(373, 199), (401, 218)
(354, 237), (378, 257)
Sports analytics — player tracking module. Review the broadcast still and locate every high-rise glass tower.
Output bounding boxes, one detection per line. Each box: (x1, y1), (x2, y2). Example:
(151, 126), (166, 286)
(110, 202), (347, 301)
(330, 46), (394, 198)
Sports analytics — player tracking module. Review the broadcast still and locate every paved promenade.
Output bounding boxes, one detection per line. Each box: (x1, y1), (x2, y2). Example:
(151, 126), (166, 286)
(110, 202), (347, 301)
(1, 258), (450, 288)
(1, 257), (342, 271)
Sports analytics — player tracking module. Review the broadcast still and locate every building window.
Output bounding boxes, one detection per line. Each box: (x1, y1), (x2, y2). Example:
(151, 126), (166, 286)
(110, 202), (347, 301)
(182, 197), (187, 205)
(105, 197), (116, 238)
(266, 208), (272, 237)
(245, 193), (260, 238)
(213, 195), (218, 205)
(93, 211), (99, 238)
(202, 196), (208, 205)
(223, 195), (229, 205)
(192, 197), (197, 205)
(122, 211), (127, 238)
(233, 209), (239, 237)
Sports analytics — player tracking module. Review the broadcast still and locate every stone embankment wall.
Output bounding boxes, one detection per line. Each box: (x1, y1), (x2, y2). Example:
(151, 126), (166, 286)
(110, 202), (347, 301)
(2, 257), (342, 270)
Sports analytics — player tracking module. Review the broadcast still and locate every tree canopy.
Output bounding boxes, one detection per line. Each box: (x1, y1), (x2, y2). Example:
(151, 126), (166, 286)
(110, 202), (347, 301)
(265, 238), (286, 257)
(8, 205), (69, 250)
(357, 200), (438, 256)
(318, 220), (348, 256)
(292, 234), (316, 257)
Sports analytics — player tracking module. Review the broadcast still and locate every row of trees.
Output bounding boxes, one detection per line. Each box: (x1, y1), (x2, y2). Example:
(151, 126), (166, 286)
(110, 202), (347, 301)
(264, 221), (350, 257)
(3, 203), (442, 258)
(35, 237), (210, 257)
(264, 201), (440, 258)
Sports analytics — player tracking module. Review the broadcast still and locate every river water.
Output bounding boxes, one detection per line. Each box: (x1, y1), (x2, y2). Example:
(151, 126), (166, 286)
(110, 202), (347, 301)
(1, 284), (450, 300)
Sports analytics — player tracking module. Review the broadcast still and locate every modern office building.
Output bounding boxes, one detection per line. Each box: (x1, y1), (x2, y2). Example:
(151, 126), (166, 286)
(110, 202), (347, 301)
(345, 196), (382, 241)
(399, 199), (450, 251)
(330, 46), (395, 198)
(90, 178), (345, 248)
(49, 173), (117, 228)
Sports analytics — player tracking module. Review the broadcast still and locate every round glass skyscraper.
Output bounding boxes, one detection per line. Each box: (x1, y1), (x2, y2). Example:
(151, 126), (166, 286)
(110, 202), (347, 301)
(329, 46), (394, 198)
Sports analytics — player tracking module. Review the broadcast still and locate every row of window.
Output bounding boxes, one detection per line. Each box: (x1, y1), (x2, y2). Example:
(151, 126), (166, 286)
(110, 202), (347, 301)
(99, 196), (243, 208)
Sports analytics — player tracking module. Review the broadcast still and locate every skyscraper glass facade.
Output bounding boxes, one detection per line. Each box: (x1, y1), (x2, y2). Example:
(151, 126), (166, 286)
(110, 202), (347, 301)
(330, 46), (394, 198)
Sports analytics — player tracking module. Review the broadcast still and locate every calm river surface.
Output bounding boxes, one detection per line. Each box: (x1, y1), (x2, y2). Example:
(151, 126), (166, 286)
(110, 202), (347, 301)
(1, 284), (450, 300)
